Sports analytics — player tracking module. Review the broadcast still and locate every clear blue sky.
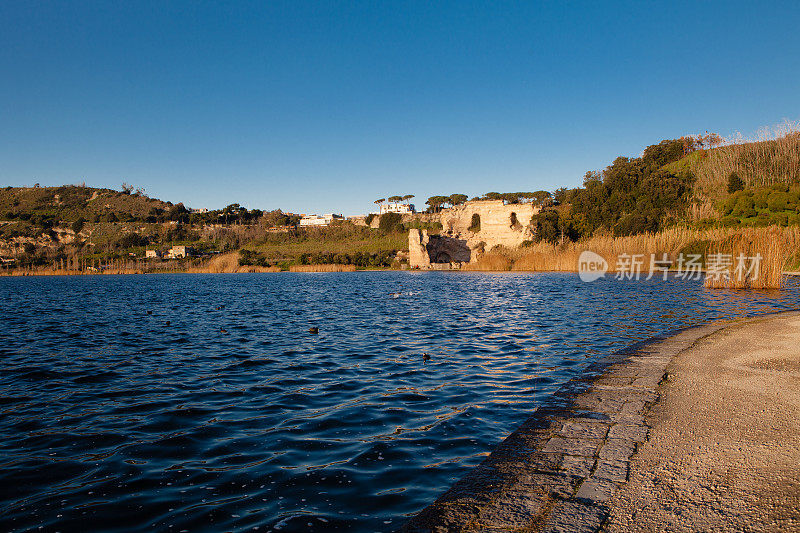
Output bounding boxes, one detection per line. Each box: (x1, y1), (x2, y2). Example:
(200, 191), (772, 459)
(1, 1), (799, 216)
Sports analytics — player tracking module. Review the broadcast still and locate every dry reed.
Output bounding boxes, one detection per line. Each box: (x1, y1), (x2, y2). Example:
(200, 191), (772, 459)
(289, 264), (357, 272)
(471, 226), (800, 289)
(703, 227), (800, 289)
(691, 120), (800, 199)
(462, 252), (512, 271)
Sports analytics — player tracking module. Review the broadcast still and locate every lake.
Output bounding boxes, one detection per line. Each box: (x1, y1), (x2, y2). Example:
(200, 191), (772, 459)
(1, 272), (798, 531)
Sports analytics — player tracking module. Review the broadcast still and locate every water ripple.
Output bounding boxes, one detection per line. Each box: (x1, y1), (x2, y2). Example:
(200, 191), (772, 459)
(0, 272), (798, 531)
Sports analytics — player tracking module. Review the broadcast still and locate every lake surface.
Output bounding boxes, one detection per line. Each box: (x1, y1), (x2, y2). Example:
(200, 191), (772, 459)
(1, 272), (798, 532)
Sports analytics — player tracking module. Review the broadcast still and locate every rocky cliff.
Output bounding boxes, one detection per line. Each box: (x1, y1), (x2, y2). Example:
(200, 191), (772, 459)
(409, 200), (540, 268)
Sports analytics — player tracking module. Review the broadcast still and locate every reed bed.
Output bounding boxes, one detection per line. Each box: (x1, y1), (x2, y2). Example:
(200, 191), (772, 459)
(509, 227), (709, 272)
(703, 227), (800, 289)
(470, 226), (800, 289)
(6, 267), (145, 276)
(289, 264), (357, 272)
(186, 252), (242, 273)
(462, 252), (512, 271)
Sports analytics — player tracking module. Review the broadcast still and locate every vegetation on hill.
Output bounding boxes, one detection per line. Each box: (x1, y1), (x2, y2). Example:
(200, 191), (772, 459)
(529, 121), (800, 245)
(530, 139), (696, 242)
(3, 120), (800, 280)
(423, 191), (553, 212)
(0, 183), (410, 271)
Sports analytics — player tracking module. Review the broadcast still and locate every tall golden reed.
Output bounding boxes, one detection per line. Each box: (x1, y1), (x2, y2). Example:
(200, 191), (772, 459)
(289, 264), (357, 272)
(703, 227), (800, 289)
(472, 226), (800, 289)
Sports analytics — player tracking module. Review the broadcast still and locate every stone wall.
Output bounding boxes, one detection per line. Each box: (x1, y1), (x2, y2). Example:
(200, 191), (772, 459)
(409, 229), (471, 268)
(409, 200), (540, 268)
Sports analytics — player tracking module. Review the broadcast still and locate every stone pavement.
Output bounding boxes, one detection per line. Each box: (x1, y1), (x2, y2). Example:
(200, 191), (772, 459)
(402, 321), (733, 533)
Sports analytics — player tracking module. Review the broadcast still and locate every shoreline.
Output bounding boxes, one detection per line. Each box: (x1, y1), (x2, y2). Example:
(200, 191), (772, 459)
(605, 311), (800, 531)
(4, 268), (800, 277)
(402, 311), (800, 532)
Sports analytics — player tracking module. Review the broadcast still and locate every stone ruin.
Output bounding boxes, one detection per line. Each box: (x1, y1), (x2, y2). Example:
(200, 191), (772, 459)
(409, 200), (540, 269)
(408, 229), (471, 269)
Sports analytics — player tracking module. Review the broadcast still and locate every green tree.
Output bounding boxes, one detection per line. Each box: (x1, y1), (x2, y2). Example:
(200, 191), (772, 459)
(727, 172), (745, 193)
(553, 187), (569, 205)
(449, 193), (468, 206)
(425, 196), (448, 213)
(378, 212), (403, 233)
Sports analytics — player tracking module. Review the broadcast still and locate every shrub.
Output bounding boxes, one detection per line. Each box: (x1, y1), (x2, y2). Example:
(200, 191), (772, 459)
(468, 213), (481, 232)
(364, 213), (376, 226)
(71, 217), (85, 234)
(378, 212), (403, 233)
(767, 191), (789, 212)
(115, 233), (149, 249)
(753, 188), (770, 209)
(727, 172), (744, 193)
(731, 195), (756, 218)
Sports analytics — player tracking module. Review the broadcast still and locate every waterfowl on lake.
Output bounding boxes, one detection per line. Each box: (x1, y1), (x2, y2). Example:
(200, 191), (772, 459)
(308, 327), (319, 334)
(220, 327), (228, 334)
(423, 353), (431, 362)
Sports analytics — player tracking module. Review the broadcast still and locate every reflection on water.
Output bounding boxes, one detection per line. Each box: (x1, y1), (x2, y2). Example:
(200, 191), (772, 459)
(0, 272), (797, 531)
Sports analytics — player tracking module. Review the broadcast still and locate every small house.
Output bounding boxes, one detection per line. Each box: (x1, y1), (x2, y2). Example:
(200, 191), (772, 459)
(299, 214), (344, 227)
(167, 245), (193, 259)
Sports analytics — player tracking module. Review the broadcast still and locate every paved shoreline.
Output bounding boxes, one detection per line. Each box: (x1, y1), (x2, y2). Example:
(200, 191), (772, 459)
(606, 311), (800, 532)
(403, 312), (800, 532)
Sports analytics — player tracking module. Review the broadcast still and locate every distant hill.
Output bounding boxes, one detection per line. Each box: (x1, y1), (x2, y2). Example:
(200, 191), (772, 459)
(665, 131), (800, 202)
(0, 185), (172, 223)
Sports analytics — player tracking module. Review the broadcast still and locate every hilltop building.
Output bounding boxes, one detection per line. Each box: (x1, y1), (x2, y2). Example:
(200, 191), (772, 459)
(379, 202), (415, 215)
(299, 213), (344, 227)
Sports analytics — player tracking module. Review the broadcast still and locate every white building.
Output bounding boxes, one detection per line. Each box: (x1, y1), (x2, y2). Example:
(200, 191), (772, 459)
(167, 245), (192, 259)
(379, 202), (415, 215)
(145, 249), (161, 259)
(299, 213), (344, 227)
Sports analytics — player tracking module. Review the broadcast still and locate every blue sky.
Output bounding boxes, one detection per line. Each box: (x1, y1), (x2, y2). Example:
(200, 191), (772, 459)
(1, 1), (799, 215)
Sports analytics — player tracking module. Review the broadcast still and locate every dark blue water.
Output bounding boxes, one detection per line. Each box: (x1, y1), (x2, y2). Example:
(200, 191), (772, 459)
(0, 272), (797, 532)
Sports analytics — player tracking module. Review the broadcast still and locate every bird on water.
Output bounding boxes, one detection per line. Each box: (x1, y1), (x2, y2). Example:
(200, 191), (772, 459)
(423, 353), (431, 362)
(308, 327), (319, 334)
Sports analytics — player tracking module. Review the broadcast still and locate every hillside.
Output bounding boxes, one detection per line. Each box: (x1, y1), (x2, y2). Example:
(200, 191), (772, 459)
(3, 124), (800, 274)
(0, 185), (172, 223)
(528, 126), (800, 244)
(0, 184), (408, 272)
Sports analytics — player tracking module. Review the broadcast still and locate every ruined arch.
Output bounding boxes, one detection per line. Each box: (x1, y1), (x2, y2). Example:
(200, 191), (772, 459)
(434, 251), (452, 263)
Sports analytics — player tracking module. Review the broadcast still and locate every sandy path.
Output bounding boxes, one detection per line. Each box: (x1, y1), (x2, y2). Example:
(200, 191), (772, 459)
(606, 312), (800, 532)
